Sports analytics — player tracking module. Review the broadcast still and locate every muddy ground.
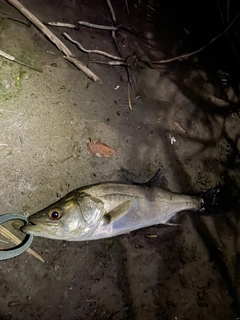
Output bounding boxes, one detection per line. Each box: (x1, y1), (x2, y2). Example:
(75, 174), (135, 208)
(0, 0), (240, 319)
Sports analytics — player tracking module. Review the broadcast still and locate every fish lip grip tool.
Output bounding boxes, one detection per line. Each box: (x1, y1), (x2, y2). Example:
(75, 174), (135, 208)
(0, 214), (33, 260)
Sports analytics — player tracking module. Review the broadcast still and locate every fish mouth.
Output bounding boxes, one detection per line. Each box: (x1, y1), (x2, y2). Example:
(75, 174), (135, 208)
(21, 221), (40, 235)
(12, 219), (42, 235)
(12, 219), (35, 231)
(21, 217), (60, 237)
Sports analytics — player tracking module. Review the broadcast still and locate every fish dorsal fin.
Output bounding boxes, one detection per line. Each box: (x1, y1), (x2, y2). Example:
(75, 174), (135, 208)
(135, 169), (169, 190)
(103, 200), (132, 224)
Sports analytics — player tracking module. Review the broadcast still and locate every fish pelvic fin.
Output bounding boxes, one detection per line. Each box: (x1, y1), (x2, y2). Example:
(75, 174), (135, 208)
(103, 200), (132, 224)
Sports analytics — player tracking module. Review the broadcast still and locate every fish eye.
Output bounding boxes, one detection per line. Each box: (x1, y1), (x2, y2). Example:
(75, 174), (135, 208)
(48, 208), (62, 220)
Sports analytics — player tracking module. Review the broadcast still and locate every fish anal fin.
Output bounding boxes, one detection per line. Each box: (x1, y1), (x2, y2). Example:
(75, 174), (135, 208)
(103, 200), (132, 224)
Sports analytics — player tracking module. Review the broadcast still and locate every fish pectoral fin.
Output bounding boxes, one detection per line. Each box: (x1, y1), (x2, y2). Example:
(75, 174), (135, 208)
(103, 200), (132, 224)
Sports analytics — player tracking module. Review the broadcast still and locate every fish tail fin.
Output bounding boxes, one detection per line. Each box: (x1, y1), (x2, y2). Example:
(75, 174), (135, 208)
(199, 184), (238, 214)
(199, 186), (221, 214)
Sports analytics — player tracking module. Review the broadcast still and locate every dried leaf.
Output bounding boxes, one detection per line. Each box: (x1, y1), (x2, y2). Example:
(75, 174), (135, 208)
(87, 138), (115, 158)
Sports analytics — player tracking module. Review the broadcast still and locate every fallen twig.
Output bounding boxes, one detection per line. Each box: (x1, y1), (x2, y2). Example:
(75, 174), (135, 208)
(0, 49), (42, 72)
(77, 21), (117, 31)
(152, 13), (240, 64)
(47, 21), (117, 31)
(46, 21), (77, 29)
(63, 32), (124, 61)
(63, 55), (102, 81)
(90, 60), (129, 66)
(0, 11), (29, 26)
(127, 82), (132, 110)
(6, 0), (102, 83)
(47, 20), (135, 36)
(123, 0), (130, 15)
(146, 234), (158, 238)
(215, 0), (239, 64)
(0, 225), (44, 262)
(105, 0), (133, 109)
(173, 121), (187, 134)
(107, 0), (117, 43)
(106, 0), (116, 22)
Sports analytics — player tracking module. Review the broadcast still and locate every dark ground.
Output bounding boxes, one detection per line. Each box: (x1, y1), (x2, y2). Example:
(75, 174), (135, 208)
(0, 0), (240, 319)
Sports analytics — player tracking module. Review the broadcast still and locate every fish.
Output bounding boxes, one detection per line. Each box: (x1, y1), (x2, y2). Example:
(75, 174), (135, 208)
(20, 170), (220, 241)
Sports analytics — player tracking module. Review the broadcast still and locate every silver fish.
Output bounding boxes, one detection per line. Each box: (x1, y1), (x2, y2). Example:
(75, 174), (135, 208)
(21, 172), (216, 241)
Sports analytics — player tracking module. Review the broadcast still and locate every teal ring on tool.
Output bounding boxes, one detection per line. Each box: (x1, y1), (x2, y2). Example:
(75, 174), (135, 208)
(0, 214), (33, 260)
